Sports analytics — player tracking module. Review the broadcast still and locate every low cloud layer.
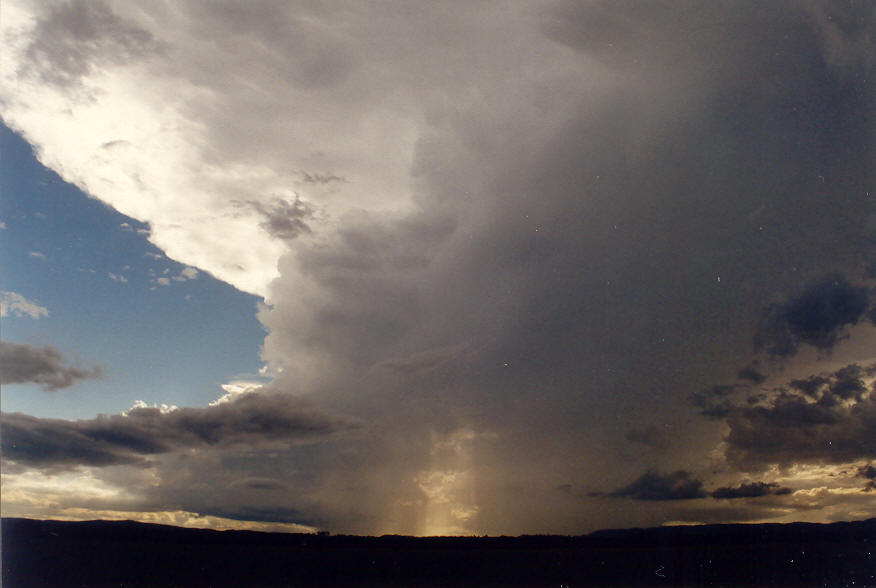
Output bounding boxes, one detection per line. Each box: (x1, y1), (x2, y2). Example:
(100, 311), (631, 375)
(596, 475), (793, 502)
(606, 470), (707, 501)
(711, 482), (792, 500)
(1, 393), (354, 469)
(0, 341), (102, 391)
(691, 363), (876, 470)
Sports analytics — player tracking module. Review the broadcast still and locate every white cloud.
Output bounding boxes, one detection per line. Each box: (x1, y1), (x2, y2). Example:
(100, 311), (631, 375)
(108, 272), (128, 283)
(0, 1), (591, 298)
(171, 267), (198, 282)
(210, 380), (265, 406)
(123, 399), (178, 415)
(155, 277), (170, 286)
(28, 251), (46, 260)
(1, 291), (49, 318)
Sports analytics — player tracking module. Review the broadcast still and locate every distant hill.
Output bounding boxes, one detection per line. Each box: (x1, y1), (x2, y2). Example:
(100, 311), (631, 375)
(2, 517), (874, 587)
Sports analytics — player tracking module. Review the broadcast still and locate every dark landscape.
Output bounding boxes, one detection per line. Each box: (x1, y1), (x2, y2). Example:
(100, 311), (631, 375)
(2, 517), (874, 587)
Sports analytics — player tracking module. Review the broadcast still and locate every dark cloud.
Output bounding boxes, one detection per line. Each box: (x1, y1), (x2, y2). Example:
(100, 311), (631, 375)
(711, 364), (876, 468)
(301, 172), (346, 185)
(1, 393), (354, 469)
(737, 365), (766, 384)
(22, 0), (160, 87)
(859, 464), (876, 491)
(755, 275), (870, 357)
(229, 477), (289, 492)
(254, 0), (876, 533)
(250, 197), (313, 241)
(691, 385), (745, 420)
(0, 341), (102, 391)
(200, 506), (311, 526)
(711, 482), (792, 499)
(608, 470), (707, 501)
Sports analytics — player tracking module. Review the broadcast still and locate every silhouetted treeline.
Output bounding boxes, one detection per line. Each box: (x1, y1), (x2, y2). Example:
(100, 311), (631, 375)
(2, 517), (874, 586)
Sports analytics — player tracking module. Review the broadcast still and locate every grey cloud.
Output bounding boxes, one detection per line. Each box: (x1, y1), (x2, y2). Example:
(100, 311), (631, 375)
(200, 506), (311, 526)
(1, 393), (355, 469)
(544, 0), (874, 83)
(737, 365), (766, 384)
(714, 363), (876, 468)
(595, 476), (794, 502)
(254, 0), (875, 533)
(229, 477), (289, 492)
(0, 341), (102, 391)
(301, 172), (346, 185)
(755, 275), (870, 357)
(197, 2), (357, 91)
(371, 342), (482, 377)
(691, 385), (746, 420)
(22, 0), (160, 87)
(607, 470), (707, 501)
(859, 464), (876, 491)
(711, 482), (791, 499)
(249, 197), (313, 241)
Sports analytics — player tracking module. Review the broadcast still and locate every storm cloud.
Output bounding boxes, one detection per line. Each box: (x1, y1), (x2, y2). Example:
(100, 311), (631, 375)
(1, 0), (874, 533)
(607, 470), (708, 501)
(699, 363), (876, 469)
(711, 482), (792, 500)
(21, 0), (160, 88)
(756, 276), (871, 358)
(0, 341), (102, 391)
(1, 393), (354, 469)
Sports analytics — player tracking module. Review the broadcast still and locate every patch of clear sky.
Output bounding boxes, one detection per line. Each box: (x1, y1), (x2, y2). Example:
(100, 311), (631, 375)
(1, 123), (267, 419)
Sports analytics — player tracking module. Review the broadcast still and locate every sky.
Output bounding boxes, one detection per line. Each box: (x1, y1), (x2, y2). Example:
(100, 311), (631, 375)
(1, 0), (874, 536)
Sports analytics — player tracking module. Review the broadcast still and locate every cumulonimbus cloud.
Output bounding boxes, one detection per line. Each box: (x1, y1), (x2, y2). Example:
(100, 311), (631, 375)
(2, 0), (875, 533)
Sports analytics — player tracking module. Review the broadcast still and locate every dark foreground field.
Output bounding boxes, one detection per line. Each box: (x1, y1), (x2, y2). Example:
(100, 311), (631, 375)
(2, 517), (874, 587)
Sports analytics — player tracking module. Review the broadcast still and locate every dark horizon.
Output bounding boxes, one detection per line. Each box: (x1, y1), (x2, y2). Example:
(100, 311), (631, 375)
(4, 516), (875, 587)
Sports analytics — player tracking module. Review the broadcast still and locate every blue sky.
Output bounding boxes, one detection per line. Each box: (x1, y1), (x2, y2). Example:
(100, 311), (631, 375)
(1, 122), (267, 419)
